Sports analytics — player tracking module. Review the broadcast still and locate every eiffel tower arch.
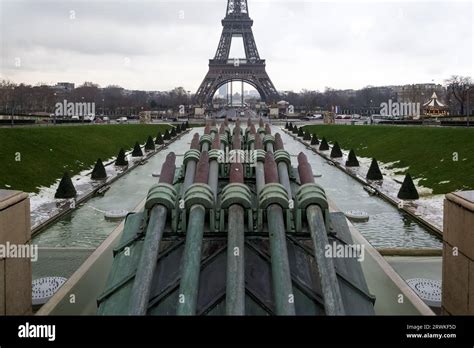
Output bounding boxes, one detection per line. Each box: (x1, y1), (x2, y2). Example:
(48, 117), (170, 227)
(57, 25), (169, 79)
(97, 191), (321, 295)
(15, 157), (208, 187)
(194, 0), (279, 106)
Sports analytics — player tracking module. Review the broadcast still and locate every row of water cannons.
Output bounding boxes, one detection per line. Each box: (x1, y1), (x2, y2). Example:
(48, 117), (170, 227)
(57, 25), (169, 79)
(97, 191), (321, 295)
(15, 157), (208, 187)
(127, 117), (347, 316)
(54, 122), (189, 199)
(284, 122), (419, 200)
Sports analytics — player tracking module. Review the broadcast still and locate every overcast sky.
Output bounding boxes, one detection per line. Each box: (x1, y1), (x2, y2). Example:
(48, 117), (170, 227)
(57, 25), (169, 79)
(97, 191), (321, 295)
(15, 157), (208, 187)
(0, 0), (472, 92)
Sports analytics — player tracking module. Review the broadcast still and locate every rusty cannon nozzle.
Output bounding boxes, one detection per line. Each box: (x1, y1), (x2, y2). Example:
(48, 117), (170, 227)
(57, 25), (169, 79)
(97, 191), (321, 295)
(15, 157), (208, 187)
(219, 123), (226, 134)
(229, 163), (244, 184)
(194, 151), (210, 184)
(259, 118), (264, 128)
(247, 118), (252, 127)
(264, 151), (279, 184)
(233, 133), (241, 150)
(233, 125), (241, 135)
(254, 133), (263, 150)
(212, 134), (221, 150)
(204, 124), (211, 135)
(159, 152), (176, 184)
(297, 152), (315, 184)
(190, 133), (200, 150)
(250, 124), (256, 135)
(265, 124), (272, 135)
(235, 118), (241, 127)
(274, 133), (284, 151)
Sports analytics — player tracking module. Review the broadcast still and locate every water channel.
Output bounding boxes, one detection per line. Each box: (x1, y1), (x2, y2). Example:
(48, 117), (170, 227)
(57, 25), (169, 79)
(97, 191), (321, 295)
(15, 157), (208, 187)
(32, 125), (441, 280)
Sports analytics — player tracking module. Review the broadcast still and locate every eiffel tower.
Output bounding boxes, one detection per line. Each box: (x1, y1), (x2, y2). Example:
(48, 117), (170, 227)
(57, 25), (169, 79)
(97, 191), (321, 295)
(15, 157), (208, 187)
(194, 0), (279, 106)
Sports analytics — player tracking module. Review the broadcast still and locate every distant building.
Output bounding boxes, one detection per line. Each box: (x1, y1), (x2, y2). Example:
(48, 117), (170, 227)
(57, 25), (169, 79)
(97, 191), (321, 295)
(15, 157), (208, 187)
(391, 83), (445, 104)
(54, 82), (75, 91)
(337, 89), (357, 98)
(245, 90), (259, 97)
(218, 84), (228, 97)
(121, 89), (133, 96)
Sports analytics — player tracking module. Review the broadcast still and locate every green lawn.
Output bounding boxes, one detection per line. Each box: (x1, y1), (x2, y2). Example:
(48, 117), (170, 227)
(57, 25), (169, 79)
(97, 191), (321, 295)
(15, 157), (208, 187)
(303, 124), (474, 194)
(0, 124), (172, 193)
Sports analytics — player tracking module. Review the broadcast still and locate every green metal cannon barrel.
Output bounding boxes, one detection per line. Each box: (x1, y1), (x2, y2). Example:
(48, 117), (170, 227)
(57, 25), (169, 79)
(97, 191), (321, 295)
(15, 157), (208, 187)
(176, 204), (206, 315)
(97, 121), (375, 317)
(297, 152), (345, 315)
(128, 153), (177, 315)
(177, 152), (213, 315)
(224, 163), (248, 315)
(262, 151), (296, 315)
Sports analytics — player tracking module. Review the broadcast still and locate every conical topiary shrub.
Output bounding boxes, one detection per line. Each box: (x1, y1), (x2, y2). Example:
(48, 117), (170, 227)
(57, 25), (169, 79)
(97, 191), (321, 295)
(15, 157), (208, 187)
(145, 136), (155, 151)
(297, 127), (304, 137)
(288, 122), (293, 131)
(115, 148), (128, 166)
(292, 125), (298, 134)
(319, 137), (329, 151)
(155, 132), (164, 145)
(55, 172), (76, 199)
(285, 122), (289, 129)
(311, 134), (319, 145)
(330, 141), (343, 158)
(185, 121), (189, 129)
(397, 173), (419, 200)
(163, 130), (171, 140)
(345, 149), (359, 167)
(91, 158), (107, 180)
(181, 123), (186, 132)
(170, 127), (177, 137)
(303, 131), (311, 141)
(176, 124), (182, 134)
(366, 158), (383, 180)
(132, 142), (143, 157)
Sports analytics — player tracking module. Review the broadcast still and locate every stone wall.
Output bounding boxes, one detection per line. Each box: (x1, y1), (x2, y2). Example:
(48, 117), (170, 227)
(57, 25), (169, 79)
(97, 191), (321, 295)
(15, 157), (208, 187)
(0, 190), (32, 315)
(442, 191), (474, 314)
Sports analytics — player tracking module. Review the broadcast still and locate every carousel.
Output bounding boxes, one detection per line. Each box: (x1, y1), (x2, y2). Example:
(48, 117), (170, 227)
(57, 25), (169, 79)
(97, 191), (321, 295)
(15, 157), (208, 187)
(422, 92), (448, 117)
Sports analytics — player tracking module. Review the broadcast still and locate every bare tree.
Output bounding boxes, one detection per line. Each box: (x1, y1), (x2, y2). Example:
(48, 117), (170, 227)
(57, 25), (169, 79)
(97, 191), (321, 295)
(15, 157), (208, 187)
(445, 75), (472, 115)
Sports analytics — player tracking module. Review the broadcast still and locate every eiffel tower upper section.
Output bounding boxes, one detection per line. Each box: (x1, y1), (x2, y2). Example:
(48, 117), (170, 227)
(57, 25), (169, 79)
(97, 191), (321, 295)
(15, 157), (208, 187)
(213, 0), (260, 62)
(194, 0), (279, 106)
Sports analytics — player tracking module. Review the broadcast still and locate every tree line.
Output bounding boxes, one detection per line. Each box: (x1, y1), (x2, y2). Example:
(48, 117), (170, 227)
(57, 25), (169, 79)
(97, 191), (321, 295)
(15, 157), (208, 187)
(0, 81), (192, 116)
(0, 75), (471, 116)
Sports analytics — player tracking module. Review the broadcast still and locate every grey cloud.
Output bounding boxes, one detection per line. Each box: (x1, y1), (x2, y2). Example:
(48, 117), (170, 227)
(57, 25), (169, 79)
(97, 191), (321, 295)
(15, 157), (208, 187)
(0, 0), (472, 92)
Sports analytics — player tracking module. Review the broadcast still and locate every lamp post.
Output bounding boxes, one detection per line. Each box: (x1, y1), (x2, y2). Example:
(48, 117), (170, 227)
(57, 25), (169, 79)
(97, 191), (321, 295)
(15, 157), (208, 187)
(81, 96), (85, 123)
(10, 87), (15, 127)
(53, 92), (57, 125)
(467, 86), (471, 127)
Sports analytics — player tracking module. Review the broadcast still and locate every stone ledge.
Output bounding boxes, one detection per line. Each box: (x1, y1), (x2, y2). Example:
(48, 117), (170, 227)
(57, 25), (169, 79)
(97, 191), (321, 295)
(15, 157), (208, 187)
(446, 191), (474, 212)
(0, 190), (28, 211)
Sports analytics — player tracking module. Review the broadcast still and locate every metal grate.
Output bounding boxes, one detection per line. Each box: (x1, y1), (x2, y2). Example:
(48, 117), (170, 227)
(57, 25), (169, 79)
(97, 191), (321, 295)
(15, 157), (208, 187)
(32, 277), (67, 305)
(407, 278), (442, 307)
